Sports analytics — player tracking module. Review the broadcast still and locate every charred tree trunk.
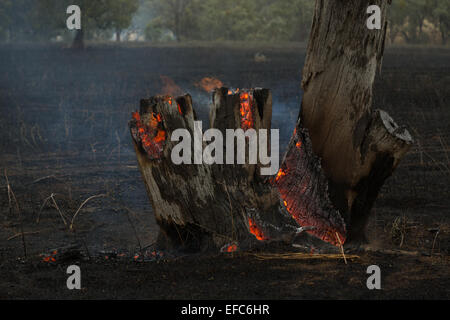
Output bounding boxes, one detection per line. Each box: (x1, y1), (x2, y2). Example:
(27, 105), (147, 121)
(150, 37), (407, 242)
(72, 29), (85, 50)
(130, 89), (346, 252)
(300, 0), (413, 244)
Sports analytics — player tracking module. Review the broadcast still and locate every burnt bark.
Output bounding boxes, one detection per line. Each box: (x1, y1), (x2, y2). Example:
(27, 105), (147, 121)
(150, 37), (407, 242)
(300, 0), (413, 243)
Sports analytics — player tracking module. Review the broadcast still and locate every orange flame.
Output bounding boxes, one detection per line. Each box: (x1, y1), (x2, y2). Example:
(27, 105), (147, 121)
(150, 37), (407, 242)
(275, 168), (287, 182)
(160, 75), (183, 96)
(131, 111), (166, 159)
(196, 77), (224, 92)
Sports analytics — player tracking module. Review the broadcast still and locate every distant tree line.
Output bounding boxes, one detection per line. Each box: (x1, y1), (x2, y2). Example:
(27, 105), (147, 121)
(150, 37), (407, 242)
(143, 0), (449, 45)
(0, 0), (448, 45)
(390, 0), (449, 45)
(0, 0), (139, 45)
(144, 0), (314, 42)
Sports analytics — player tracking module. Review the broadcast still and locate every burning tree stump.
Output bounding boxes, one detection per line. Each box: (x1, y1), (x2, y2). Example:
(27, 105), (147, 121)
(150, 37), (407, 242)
(130, 88), (346, 252)
(300, 0), (413, 243)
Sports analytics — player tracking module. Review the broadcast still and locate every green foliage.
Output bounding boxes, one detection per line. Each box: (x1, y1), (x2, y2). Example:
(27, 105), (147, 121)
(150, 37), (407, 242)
(430, 0), (450, 44)
(144, 17), (166, 42)
(0, 0), (139, 42)
(144, 0), (314, 42)
(106, 0), (139, 32)
(142, 0), (447, 45)
(389, 0), (450, 44)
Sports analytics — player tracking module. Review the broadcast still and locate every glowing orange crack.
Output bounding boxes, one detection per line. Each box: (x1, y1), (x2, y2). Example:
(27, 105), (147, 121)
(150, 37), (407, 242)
(248, 218), (268, 241)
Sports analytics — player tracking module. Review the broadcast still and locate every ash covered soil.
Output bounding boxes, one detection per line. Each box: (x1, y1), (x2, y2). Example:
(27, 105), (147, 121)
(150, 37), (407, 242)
(0, 43), (449, 299)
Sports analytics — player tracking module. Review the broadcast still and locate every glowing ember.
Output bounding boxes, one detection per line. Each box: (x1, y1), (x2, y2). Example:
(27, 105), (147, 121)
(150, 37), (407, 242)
(248, 218), (268, 241)
(220, 242), (238, 253)
(130, 110), (166, 159)
(42, 250), (58, 263)
(239, 91), (254, 130)
(275, 168), (287, 182)
(274, 130), (347, 246)
(225, 244), (237, 252)
(196, 77), (224, 92)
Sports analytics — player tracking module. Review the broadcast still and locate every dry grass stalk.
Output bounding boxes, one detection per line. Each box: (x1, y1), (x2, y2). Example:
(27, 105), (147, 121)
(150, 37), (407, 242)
(336, 232), (347, 264)
(431, 229), (440, 255)
(4, 169), (27, 257)
(391, 215), (409, 247)
(50, 193), (68, 226)
(69, 194), (106, 230)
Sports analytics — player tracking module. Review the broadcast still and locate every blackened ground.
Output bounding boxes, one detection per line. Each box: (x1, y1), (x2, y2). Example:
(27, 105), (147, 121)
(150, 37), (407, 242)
(0, 43), (449, 299)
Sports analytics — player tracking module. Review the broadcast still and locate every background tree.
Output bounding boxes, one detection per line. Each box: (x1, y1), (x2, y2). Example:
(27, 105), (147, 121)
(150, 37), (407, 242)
(145, 0), (194, 41)
(300, 0), (413, 243)
(0, 1), (12, 41)
(144, 0), (314, 42)
(430, 0), (450, 44)
(389, 0), (409, 43)
(1, 0), (448, 45)
(106, 0), (139, 42)
(404, 0), (432, 43)
(35, 0), (138, 47)
(1, 0), (38, 42)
